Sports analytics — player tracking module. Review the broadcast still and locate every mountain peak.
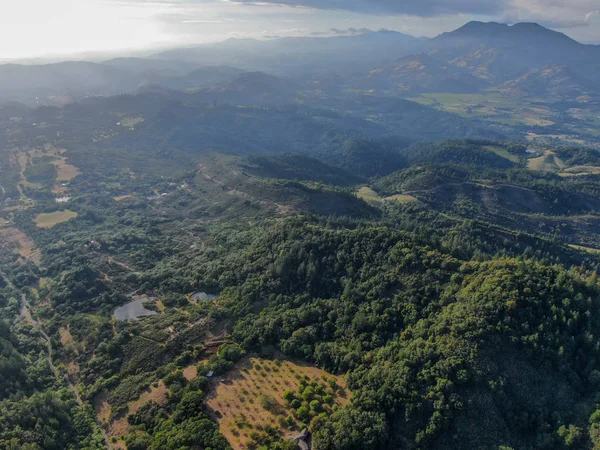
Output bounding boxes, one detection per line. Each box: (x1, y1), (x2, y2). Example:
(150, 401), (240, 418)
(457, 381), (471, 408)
(439, 21), (579, 46)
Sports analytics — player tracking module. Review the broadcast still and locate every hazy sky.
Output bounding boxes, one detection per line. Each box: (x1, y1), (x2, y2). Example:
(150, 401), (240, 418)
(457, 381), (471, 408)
(1, 0), (599, 60)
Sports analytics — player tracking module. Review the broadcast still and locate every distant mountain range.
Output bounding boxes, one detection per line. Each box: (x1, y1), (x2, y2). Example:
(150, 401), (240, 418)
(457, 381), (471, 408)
(432, 21), (600, 82)
(0, 22), (599, 106)
(334, 21), (600, 99)
(152, 30), (419, 74)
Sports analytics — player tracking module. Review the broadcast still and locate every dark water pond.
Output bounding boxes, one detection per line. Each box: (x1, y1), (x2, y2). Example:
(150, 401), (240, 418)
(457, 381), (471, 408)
(113, 298), (157, 321)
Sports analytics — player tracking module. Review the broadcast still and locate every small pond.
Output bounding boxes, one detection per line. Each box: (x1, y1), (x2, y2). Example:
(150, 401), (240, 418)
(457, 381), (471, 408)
(190, 292), (219, 302)
(113, 297), (157, 321)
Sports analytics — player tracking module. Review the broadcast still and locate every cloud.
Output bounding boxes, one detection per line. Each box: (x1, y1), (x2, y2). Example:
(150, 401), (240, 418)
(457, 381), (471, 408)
(330, 27), (374, 35)
(227, 0), (506, 17)
(182, 19), (223, 23)
(504, 0), (600, 29)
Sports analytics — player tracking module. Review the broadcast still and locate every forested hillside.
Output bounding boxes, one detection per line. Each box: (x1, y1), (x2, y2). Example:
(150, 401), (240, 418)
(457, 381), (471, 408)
(3, 22), (600, 449)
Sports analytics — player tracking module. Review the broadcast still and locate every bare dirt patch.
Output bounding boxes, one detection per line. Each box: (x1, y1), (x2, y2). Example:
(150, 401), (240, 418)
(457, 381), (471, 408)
(95, 391), (112, 428)
(59, 326), (77, 351)
(206, 357), (350, 450)
(182, 365), (198, 381)
(99, 381), (170, 441)
(19, 303), (35, 326)
(54, 158), (81, 182)
(0, 227), (40, 263)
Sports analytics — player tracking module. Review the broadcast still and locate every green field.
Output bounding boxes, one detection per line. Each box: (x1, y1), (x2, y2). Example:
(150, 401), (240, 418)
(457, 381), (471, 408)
(527, 150), (566, 172)
(34, 210), (78, 228)
(409, 91), (555, 126)
(357, 187), (417, 206)
(483, 145), (521, 163)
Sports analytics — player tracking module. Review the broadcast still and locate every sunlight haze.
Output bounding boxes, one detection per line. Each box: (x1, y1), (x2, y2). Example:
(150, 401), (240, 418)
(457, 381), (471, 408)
(1, 0), (599, 61)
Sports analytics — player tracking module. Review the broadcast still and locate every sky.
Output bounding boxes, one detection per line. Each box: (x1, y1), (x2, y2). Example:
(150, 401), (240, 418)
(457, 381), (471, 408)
(1, 0), (599, 61)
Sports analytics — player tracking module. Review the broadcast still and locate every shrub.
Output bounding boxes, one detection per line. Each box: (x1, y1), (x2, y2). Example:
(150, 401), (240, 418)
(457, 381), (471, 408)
(259, 394), (278, 412)
(283, 390), (296, 403)
(296, 406), (310, 421)
(290, 399), (302, 410)
(309, 400), (322, 413)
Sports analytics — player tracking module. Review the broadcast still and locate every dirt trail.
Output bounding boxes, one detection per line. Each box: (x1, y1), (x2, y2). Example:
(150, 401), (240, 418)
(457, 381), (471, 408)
(406, 181), (536, 195)
(15, 288), (110, 448)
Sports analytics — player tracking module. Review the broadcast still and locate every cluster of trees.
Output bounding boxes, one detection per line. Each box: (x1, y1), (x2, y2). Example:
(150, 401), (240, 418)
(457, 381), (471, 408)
(123, 377), (230, 450)
(282, 376), (340, 425)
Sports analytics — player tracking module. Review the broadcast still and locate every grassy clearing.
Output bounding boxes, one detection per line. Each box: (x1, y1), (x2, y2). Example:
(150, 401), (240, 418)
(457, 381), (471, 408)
(527, 132), (586, 146)
(59, 326), (76, 347)
(561, 166), (600, 176)
(357, 186), (383, 206)
(54, 158), (81, 182)
(569, 244), (600, 254)
(120, 117), (144, 128)
(14, 146), (81, 199)
(96, 381), (169, 443)
(527, 151), (566, 172)
(206, 356), (349, 450)
(34, 210), (78, 228)
(113, 195), (132, 201)
(182, 365), (198, 381)
(483, 145), (521, 163)
(384, 194), (418, 204)
(358, 187), (418, 206)
(38, 277), (52, 288)
(16, 152), (43, 190)
(409, 91), (554, 126)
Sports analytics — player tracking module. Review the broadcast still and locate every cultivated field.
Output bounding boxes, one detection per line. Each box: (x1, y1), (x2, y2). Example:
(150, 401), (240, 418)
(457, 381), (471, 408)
(206, 356), (350, 450)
